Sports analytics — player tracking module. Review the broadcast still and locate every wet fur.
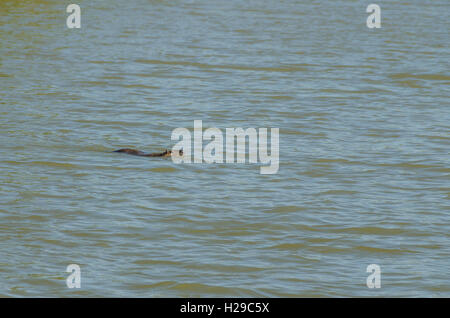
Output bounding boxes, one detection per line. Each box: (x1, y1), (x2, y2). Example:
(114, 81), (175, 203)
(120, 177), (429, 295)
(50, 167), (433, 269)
(113, 148), (182, 157)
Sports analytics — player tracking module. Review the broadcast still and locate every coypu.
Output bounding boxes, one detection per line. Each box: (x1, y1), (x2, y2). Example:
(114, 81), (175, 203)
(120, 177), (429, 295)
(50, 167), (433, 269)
(114, 148), (183, 157)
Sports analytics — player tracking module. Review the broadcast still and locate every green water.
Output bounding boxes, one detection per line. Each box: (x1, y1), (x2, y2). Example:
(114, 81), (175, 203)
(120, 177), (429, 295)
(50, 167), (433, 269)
(0, 0), (449, 297)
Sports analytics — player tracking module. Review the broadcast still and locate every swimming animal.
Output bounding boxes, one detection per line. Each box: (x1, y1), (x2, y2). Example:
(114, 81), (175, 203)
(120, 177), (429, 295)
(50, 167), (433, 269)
(113, 148), (183, 157)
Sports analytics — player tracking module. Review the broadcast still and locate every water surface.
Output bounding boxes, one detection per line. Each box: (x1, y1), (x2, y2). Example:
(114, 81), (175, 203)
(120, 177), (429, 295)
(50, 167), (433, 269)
(0, 0), (449, 297)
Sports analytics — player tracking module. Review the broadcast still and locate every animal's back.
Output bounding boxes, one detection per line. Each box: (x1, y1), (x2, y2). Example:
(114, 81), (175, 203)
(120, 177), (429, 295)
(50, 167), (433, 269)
(113, 148), (146, 156)
(113, 148), (173, 157)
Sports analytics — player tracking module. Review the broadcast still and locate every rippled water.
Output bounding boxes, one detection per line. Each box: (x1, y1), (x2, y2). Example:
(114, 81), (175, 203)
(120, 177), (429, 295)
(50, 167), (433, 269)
(0, 0), (449, 297)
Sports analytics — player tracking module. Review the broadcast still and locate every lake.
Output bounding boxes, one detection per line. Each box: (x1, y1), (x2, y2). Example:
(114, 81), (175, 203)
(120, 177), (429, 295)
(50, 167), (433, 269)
(0, 0), (449, 297)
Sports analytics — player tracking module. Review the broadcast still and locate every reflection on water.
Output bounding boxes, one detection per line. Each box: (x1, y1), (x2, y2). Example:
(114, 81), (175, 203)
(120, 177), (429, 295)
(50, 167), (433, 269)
(0, 0), (449, 297)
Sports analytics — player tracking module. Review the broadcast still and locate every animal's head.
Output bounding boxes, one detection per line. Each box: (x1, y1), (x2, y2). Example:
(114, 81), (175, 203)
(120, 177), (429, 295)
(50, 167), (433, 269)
(170, 149), (183, 156)
(164, 149), (172, 157)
